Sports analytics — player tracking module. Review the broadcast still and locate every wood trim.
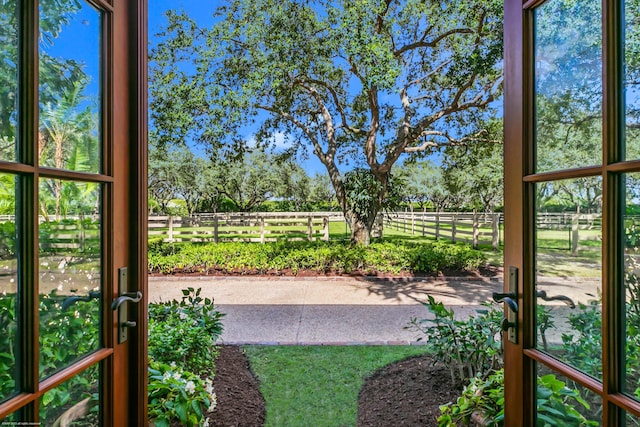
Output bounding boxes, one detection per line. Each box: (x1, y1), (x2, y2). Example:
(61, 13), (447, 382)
(523, 349), (604, 394)
(37, 168), (114, 183)
(20, 0), (40, 420)
(606, 160), (640, 173)
(503, 0), (527, 425)
(0, 349), (112, 420)
(131, 0), (149, 423)
(523, 166), (603, 182)
(38, 349), (113, 393)
(608, 393), (640, 417)
(602, 0), (624, 424)
(0, 162), (34, 174)
(523, 0), (547, 11)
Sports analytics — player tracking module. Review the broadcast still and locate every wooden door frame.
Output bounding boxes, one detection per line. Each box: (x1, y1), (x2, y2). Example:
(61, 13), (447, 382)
(503, 0), (640, 424)
(503, 0), (528, 424)
(0, 0), (148, 423)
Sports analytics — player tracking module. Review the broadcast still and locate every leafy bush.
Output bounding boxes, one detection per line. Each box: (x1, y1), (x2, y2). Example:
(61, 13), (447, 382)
(147, 240), (486, 275)
(148, 360), (216, 427)
(438, 369), (598, 427)
(148, 287), (224, 375)
(406, 296), (503, 383)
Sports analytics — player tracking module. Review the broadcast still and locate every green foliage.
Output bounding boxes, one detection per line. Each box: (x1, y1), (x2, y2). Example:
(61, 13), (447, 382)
(0, 220), (16, 258)
(147, 240), (486, 275)
(148, 287), (224, 375)
(437, 369), (598, 427)
(149, 0), (503, 243)
(407, 296), (503, 383)
(39, 291), (100, 378)
(148, 360), (216, 427)
(438, 369), (504, 427)
(343, 168), (404, 226)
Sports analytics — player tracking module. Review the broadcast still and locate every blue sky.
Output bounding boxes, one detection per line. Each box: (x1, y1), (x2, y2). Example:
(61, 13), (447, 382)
(148, 0), (328, 175)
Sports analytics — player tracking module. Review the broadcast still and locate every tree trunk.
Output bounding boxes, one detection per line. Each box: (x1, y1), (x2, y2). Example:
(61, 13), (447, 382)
(349, 216), (371, 246)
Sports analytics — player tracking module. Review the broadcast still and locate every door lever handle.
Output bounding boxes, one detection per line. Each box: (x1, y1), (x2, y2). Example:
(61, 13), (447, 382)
(111, 291), (142, 310)
(492, 292), (519, 313)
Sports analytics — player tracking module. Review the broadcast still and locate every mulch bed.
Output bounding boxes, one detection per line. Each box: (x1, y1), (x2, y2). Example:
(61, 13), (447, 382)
(205, 347), (461, 427)
(357, 354), (462, 427)
(206, 346), (266, 427)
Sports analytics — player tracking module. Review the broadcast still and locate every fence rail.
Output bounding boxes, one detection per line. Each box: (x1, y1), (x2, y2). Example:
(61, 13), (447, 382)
(149, 212), (332, 243)
(0, 212), (611, 252)
(384, 211), (502, 250)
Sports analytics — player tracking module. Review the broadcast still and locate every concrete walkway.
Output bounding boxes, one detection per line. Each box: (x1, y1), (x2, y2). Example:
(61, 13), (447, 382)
(148, 275), (504, 345)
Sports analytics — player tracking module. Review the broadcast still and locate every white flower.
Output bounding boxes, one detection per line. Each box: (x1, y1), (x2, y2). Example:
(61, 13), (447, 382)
(162, 371), (171, 381)
(205, 382), (214, 394)
(173, 372), (181, 380)
(184, 380), (196, 394)
(208, 393), (217, 412)
(202, 419), (210, 427)
(170, 362), (177, 368)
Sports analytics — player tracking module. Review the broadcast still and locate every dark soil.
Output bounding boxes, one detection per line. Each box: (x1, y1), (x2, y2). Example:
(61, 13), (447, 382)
(358, 354), (462, 427)
(206, 346), (266, 427)
(206, 347), (461, 427)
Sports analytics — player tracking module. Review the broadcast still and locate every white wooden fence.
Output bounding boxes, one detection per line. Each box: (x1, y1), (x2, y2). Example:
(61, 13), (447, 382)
(149, 212), (332, 243)
(384, 211), (502, 250)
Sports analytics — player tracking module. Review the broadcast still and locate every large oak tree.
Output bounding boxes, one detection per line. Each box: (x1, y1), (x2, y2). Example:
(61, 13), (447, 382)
(151, 0), (503, 244)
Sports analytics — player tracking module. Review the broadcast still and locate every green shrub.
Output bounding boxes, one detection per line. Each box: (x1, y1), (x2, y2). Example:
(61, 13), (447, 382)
(437, 369), (598, 427)
(407, 296), (503, 383)
(148, 287), (224, 375)
(147, 240), (486, 275)
(148, 359), (216, 427)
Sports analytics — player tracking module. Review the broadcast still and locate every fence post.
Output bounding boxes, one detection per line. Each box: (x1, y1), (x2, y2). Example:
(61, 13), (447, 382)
(492, 214), (500, 250)
(452, 214), (457, 243)
(571, 214), (579, 256)
(411, 208), (415, 235)
(435, 213), (440, 241)
(472, 210), (479, 249)
(213, 215), (219, 243)
(260, 217), (266, 243)
(168, 216), (174, 241)
(323, 217), (329, 241)
(403, 208), (407, 233)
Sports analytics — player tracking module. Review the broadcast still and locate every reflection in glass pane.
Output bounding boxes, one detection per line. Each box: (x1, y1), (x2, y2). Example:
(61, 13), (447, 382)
(38, 1), (101, 173)
(0, 174), (18, 402)
(624, 174), (640, 400)
(627, 411), (640, 427)
(534, 0), (602, 172)
(626, 0), (640, 159)
(0, 0), (18, 162)
(39, 179), (101, 378)
(536, 366), (601, 426)
(40, 363), (100, 426)
(535, 178), (602, 378)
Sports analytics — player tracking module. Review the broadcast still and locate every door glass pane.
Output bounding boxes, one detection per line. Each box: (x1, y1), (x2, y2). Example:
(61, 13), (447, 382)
(534, 0), (602, 172)
(536, 365), (601, 426)
(627, 411), (640, 427)
(625, 0), (640, 159)
(39, 0), (101, 173)
(40, 363), (100, 426)
(0, 173), (18, 402)
(0, 0), (18, 162)
(535, 178), (602, 379)
(624, 173), (640, 399)
(39, 178), (101, 378)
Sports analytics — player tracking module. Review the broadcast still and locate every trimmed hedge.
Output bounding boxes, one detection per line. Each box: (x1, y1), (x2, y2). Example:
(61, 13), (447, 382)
(148, 239), (486, 275)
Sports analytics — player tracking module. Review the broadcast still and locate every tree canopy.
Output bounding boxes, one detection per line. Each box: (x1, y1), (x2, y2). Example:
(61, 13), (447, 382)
(149, 0), (503, 243)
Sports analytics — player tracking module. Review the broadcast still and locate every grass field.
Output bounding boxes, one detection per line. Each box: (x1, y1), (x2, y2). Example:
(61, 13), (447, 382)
(243, 345), (430, 427)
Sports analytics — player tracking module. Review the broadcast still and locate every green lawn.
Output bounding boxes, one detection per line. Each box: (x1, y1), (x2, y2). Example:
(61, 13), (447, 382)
(243, 345), (430, 427)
